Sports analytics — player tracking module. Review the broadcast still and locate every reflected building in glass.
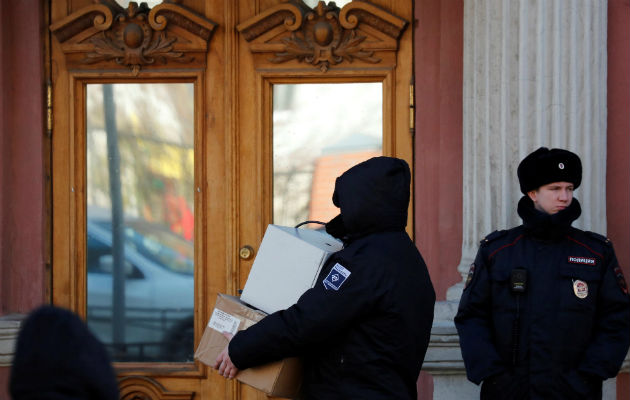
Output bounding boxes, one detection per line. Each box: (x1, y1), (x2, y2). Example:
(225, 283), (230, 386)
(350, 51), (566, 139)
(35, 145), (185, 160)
(273, 83), (382, 227)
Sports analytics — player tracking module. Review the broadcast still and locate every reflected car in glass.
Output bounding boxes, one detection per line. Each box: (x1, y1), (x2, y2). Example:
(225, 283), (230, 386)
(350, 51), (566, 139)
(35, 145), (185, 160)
(86, 217), (194, 362)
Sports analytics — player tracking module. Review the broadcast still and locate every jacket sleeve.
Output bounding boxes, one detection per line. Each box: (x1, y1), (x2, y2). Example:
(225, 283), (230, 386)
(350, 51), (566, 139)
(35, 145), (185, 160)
(577, 245), (630, 379)
(228, 256), (379, 370)
(454, 248), (508, 385)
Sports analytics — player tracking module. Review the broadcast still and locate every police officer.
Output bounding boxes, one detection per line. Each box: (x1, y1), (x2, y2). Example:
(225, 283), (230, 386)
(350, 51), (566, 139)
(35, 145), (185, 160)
(214, 156), (436, 399)
(455, 147), (630, 400)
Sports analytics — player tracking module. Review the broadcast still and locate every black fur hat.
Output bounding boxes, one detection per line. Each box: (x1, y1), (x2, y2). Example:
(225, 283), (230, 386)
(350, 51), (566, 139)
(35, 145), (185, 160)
(517, 147), (582, 194)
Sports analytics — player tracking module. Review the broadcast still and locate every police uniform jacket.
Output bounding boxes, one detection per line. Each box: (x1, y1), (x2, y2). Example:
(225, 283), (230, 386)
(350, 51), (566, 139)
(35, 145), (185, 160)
(229, 157), (436, 400)
(455, 196), (630, 400)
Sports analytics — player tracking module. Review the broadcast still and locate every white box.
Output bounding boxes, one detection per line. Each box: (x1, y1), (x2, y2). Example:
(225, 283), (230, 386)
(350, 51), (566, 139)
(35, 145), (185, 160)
(240, 224), (343, 314)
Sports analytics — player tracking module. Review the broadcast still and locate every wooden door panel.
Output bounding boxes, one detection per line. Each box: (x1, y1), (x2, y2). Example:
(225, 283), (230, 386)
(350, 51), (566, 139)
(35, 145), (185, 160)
(50, 1), (221, 397)
(49, 1), (412, 399)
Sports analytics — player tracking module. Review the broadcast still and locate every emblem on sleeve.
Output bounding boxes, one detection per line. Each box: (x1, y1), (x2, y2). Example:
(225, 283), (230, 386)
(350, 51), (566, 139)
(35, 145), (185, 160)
(613, 266), (629, 295)
(464, 264), (475, 289)
(323, 263), (351, 291)
(573, 279), (588, 299)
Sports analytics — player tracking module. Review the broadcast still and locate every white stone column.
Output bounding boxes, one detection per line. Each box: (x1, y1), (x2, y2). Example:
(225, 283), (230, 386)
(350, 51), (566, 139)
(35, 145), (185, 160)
(448, 0), (608, 301)
(429, 1), (610, 398)
(0, 314), (25, 366)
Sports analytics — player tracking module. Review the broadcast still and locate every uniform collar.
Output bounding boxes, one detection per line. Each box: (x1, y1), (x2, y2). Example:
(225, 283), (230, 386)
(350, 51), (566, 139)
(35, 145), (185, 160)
(517, 196), (581, 241)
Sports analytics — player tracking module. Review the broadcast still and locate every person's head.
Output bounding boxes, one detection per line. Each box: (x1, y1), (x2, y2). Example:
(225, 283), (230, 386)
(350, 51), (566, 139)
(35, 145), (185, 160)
(9, 305), (119, 400)
(326, 156), (410, 239)
(517, 147), (582, 215)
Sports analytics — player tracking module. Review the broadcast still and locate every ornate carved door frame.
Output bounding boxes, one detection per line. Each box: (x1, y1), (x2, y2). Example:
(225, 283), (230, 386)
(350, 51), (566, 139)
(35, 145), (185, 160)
(50, 1), (216, 398)
(49, 1), (413, 398)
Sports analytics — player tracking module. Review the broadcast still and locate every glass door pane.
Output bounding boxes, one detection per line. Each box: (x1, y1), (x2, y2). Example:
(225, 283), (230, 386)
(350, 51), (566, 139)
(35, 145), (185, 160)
(273, 83), (382, 227)
(86, 83), (195, 362)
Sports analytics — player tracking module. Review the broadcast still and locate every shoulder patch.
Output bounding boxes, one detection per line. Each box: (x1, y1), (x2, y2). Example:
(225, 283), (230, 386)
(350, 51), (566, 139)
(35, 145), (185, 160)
(323, 263), (351, 291)
(464, 263), (476, 289)
(480, 230), (508, 246)
(613, 266), (629, 296)
(586, 231), (611, 246)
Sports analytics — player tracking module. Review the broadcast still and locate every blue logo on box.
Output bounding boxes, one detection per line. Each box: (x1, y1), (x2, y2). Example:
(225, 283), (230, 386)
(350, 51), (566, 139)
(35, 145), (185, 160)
(323, 263), (351, 291)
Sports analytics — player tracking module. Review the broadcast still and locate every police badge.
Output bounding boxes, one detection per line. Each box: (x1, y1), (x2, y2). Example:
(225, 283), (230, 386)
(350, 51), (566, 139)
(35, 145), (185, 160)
(573, 279), (588, 299)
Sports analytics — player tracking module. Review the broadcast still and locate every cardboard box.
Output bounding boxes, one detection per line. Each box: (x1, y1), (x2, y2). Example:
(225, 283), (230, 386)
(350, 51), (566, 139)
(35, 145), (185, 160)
(195, 293), (302, 398)
(240, 224), (343, 314)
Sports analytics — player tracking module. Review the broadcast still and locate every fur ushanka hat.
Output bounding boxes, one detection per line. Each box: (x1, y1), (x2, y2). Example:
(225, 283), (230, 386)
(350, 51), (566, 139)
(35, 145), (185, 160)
(517, 147), (582, 194)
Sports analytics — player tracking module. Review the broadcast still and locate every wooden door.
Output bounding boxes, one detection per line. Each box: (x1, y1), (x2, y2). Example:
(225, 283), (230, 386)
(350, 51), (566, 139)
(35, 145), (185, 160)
(48, 0), (413, 399)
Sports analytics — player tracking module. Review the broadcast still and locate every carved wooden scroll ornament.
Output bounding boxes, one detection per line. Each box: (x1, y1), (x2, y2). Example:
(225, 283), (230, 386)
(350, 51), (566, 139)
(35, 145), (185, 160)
(236, 0), (408, 72)
(50, 0), (217, 75)
(118, 376), (194, 400)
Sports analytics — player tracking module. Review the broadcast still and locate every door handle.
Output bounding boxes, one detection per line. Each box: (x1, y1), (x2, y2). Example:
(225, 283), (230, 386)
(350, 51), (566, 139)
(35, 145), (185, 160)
(239, 245), (254, 260)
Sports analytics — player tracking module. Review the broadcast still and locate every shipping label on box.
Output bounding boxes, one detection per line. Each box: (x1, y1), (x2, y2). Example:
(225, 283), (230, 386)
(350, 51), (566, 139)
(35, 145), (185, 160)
(194, 293), (302, 398)
(240, 224), (343, 314)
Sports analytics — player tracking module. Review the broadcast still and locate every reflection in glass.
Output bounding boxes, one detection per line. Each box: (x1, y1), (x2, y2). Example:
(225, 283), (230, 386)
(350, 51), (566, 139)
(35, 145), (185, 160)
(303, 0), (353, 7)
(116, 0), (163, 8)
(86, 83), (194, 362)
(273, 83), (382, 227)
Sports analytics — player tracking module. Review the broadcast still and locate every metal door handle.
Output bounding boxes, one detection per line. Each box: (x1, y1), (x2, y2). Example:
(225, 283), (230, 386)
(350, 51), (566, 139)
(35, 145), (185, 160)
(239, 245), (254, 260)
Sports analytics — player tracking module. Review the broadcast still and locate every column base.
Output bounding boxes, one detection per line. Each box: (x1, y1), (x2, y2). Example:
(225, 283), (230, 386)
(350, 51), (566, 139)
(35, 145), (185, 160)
(0, 314), (25, 366)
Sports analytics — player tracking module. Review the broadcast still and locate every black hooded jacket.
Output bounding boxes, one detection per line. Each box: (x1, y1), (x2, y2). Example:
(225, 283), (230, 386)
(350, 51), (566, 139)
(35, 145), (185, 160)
(455, 197), (630, 400)
(229, 157), (436, 399)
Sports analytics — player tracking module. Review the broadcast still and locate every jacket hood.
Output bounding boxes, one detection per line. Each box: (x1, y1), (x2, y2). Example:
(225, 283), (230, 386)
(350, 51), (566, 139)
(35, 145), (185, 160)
(326, 156), (410, 239)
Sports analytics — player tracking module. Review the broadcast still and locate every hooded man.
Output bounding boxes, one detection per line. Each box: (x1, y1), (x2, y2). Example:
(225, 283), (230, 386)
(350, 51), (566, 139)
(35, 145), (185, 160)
(455, 147), (630, 400)
(214, 156), (436, 399)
